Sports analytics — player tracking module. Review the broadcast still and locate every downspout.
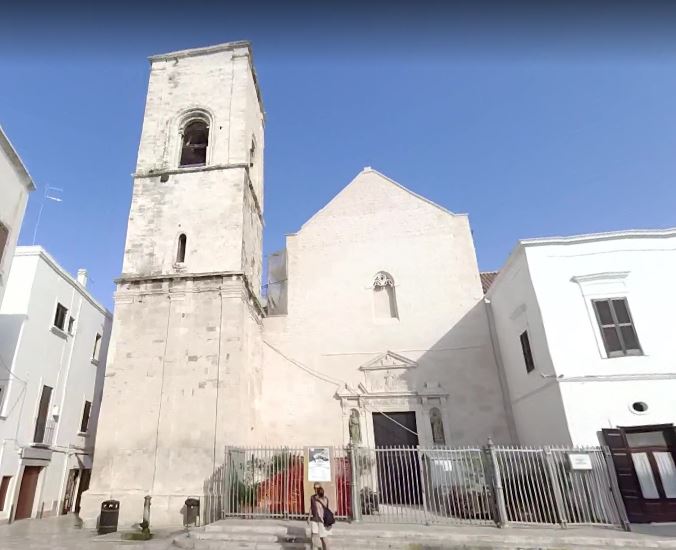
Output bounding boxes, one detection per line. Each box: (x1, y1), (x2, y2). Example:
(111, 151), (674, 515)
(484, 298), (519, 444)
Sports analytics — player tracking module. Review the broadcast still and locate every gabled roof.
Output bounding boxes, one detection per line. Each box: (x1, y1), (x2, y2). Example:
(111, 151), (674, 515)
(295, 167), (464, 234)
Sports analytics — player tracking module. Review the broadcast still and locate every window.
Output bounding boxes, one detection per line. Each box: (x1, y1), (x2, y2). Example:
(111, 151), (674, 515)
(0, 222), (8, 265)
(179, 119), (208, 166)
(33, 385), (53, 444)
(53, 303), (68, 331)
(67, 316), (76, 334)
(249, 137), (256, 168)
(0, 476), (10, 511)
(592, 298), (642, 357)
(176, 234), (187, 263)
(373, 271), (398, 319)
(520, 330), (535, 373)
(80, 401), (92, 433)
(625, 428), (676, 448)
(92, 334), (102, 362)
(430, 407), (446, 445)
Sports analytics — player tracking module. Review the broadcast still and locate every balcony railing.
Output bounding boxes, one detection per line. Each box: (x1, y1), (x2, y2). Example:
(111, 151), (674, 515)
(33, 418), (56, 446)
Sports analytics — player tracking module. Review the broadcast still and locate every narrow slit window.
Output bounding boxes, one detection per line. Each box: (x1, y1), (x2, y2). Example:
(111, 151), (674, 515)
(92, 333), (102, 362)
(80, 400), (92, 433)
(179, 120), (209, 167)
(373, 271), (398, 319)
(520, 330), (535, 373)
(249, 138), (256, 168)
(176, 234), (187, 263)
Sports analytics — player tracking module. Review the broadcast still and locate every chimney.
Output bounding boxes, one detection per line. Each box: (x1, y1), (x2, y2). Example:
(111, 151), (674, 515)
(77, 269), (88, 287)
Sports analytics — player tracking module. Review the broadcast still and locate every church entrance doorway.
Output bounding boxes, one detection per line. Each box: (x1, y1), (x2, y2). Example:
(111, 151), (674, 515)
(372, 412), (420, 505)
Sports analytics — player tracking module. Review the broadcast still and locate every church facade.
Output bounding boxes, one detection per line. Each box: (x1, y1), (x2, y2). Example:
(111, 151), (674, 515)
(81, 41), (512, 527)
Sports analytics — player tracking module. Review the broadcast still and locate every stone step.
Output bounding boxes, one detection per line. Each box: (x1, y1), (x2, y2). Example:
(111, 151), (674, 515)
(204, 524), (291, 536)
(193, 531), (294, 542)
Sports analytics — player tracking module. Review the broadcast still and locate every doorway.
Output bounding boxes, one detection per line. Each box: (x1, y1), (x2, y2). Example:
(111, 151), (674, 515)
(372, 412), (420, 505)
(62, 469), (79, 514)
(15, 466), (42, 520)
(75, 469), (91, 513)
(603, 425), (676, 523)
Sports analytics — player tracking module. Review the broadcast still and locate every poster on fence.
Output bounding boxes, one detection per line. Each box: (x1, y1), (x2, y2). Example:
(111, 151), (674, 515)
(308, 447), (331, 482)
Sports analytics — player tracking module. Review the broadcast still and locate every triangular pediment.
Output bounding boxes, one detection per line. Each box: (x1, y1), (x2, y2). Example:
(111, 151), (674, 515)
(359, 351), (417, 371)
(297, 167), (458, 235)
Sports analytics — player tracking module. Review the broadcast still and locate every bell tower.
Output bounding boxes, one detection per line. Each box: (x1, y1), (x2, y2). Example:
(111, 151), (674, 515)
(81, 42), (265, 527)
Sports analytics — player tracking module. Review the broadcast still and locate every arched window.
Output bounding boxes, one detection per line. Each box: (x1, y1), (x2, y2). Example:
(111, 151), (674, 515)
(176, 234), (187, 263)
(430, 407), (446, 445)
(373, 271), (398, 319)
(179, 119), (209, 166)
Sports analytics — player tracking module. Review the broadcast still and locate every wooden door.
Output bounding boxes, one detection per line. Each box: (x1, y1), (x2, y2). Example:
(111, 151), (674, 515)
(15, 466), (42, 520)
(603, 425), (676, 523)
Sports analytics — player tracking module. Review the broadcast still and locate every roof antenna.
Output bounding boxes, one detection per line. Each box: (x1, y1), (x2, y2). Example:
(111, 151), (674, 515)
(32, 185), (63, 245)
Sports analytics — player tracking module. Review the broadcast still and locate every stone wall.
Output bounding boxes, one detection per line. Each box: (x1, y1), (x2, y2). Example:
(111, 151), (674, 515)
(258, 168), (512, 448)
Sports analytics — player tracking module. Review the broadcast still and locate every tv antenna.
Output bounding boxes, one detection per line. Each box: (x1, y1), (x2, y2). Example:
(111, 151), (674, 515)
(32, 185), (63, 245)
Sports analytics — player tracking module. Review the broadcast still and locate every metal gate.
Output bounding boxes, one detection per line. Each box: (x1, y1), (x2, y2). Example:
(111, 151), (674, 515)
(204, 442), (628, 529)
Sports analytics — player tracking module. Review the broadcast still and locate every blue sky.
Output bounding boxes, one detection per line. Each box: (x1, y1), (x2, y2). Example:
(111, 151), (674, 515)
(1, 2), (675, 309)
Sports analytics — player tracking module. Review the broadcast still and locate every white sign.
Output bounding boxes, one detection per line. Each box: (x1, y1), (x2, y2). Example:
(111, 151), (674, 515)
(568, 453), (593, 471)
(308, 447), (331, 482)
(435, 459), (453, 472)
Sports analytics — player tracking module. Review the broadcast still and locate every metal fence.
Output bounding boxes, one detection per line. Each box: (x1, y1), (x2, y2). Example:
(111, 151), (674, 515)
(214, 447), (351, 521)
(354, 447), (493, 525)
(203, 443), (628, 530)
(490, 446), (624, 528)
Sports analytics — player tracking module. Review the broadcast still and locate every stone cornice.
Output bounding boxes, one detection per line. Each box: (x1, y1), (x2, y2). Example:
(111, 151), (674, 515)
(115, 270), (264, 317)
(133, 162), (249, 179)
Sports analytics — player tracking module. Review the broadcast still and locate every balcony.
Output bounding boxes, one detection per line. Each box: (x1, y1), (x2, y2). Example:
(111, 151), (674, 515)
(33, 418), (56, 447)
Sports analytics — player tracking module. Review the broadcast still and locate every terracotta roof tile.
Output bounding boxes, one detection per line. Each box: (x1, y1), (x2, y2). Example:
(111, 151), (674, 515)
(480, 271), (499, 294)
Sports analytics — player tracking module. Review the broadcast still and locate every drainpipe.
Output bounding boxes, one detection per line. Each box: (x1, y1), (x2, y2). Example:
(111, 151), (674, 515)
(484, 298), (519, 444)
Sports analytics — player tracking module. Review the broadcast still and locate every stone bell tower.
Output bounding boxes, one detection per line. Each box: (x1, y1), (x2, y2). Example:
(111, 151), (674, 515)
(81, 42), (265, 527)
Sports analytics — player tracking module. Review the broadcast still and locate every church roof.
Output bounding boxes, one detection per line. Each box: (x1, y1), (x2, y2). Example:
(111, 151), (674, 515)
(295, 167), (465, 234)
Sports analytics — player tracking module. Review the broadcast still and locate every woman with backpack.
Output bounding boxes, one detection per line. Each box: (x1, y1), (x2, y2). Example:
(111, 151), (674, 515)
(308, 483), (333, 549)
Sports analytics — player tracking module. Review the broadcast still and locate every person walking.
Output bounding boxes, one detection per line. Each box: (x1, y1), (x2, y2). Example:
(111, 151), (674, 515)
(308, 483), (331, 549)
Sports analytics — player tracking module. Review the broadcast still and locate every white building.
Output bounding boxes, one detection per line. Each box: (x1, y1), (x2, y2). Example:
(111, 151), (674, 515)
(486, 229), (676, 523)
(0, 247), (112, 522)
(0, 126), (34, 307)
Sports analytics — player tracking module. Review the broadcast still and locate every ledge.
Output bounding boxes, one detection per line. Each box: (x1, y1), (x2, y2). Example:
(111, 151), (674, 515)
(134, 162), (249, 179)
(50, 326), (67, 340)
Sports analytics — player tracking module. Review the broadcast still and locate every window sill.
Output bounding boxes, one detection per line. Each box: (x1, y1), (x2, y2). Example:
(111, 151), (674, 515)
(50, 326), (67, 339)
(77, 432), (88, 437)
(603, 351), (645, 359)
